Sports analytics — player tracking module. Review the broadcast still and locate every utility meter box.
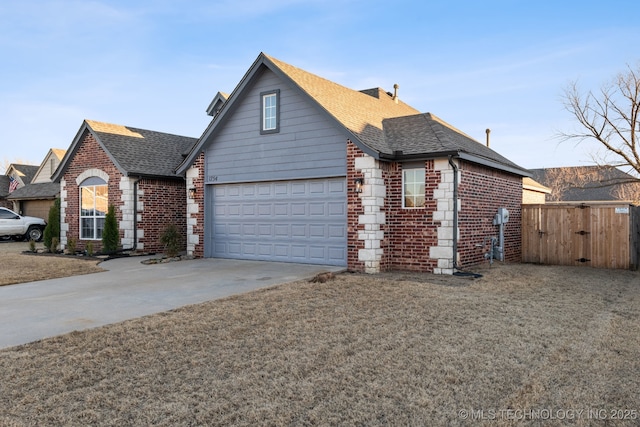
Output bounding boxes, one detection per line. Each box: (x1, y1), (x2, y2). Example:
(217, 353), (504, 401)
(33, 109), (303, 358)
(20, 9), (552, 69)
(493, 208), (510, 225)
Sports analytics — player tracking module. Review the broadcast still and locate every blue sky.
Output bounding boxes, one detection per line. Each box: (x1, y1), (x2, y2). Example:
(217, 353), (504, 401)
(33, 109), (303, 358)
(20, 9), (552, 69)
(1, 0), (639, 172)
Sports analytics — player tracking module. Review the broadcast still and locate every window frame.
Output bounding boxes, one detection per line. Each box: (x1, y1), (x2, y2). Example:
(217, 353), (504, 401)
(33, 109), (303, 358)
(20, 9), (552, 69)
(260, 89), (280, 134)
(79, 177), (108, 240)
(402, 167), (426, 209)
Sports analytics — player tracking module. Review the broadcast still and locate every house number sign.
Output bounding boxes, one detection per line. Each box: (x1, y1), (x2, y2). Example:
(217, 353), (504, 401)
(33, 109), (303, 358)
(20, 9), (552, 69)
(207, 176), (218, 182)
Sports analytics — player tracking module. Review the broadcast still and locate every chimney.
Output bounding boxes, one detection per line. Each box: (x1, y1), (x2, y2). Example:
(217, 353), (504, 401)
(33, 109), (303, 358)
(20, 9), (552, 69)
(392, 84), (399, 104)
(485, 128), (491, 147)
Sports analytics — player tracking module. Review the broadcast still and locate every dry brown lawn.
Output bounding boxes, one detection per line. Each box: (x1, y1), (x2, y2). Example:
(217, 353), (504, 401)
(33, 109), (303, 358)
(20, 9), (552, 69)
(0, 242), (104, 286)
(0, 251), (639, 426)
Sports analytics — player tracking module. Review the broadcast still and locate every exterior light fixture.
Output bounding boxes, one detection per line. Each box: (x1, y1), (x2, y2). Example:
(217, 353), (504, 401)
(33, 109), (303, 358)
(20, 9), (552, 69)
(189, 187), (197, 199)
(354, 178), (363, 193)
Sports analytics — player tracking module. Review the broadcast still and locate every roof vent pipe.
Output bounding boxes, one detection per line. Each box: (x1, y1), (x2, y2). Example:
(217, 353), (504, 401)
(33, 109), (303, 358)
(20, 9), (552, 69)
(485, 128), (490, 147)
(392, 84), (399, 103)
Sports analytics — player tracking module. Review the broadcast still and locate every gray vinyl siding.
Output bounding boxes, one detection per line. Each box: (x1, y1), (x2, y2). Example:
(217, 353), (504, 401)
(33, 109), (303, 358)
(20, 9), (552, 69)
(204, 69), (347, 184)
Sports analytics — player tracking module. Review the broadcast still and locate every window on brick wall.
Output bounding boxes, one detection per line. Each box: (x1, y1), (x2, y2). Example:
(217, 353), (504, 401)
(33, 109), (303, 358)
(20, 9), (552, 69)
(403, 168), (425, 208)
(80, 177), (108, 239)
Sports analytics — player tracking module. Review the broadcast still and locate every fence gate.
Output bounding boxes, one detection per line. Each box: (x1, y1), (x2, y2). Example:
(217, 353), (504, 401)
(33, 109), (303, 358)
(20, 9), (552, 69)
(522, 204), (639, 270)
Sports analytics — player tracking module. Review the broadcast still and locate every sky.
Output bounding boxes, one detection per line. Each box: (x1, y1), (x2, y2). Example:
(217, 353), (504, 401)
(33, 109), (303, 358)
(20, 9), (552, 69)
(1, 0), (639, 173)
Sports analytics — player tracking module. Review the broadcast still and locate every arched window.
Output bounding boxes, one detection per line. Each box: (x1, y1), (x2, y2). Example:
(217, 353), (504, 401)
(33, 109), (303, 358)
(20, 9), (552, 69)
(80, 177), (108, 239)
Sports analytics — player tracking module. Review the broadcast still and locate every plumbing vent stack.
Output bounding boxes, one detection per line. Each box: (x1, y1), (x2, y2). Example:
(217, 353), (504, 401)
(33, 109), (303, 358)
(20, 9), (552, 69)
(392, 84), (399, 104)
(485, 128), (491, 147)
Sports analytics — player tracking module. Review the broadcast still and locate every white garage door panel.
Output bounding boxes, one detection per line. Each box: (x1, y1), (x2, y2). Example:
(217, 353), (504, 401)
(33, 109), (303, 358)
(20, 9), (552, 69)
(210, 178), (347, 266)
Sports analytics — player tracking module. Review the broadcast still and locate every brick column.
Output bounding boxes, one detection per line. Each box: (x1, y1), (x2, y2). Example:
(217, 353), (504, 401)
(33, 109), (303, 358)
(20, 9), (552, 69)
(354, 155), (386, 273)
(430, 158), (459, 274)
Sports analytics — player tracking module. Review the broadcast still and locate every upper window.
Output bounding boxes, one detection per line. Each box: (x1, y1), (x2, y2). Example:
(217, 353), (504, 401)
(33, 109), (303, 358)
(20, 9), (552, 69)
(260, 90), (280, 134)
(403, 168), (425, 208)
(80, 177), (108, 240)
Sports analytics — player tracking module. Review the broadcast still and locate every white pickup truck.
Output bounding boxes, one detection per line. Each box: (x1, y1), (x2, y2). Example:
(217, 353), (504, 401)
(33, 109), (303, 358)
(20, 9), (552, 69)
(0, 207), (47, 242)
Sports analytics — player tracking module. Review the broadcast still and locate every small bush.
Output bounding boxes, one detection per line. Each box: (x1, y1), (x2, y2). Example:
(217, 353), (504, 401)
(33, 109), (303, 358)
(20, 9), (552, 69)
(43, 198), (61, 252)
(67, 238), (76, 255)
(86, 241), (94, 257)
(28, 239), (36, 253)
(102, 205), (119, 253)
(159, 224), (182, 258)
(51, 237), (59, 253)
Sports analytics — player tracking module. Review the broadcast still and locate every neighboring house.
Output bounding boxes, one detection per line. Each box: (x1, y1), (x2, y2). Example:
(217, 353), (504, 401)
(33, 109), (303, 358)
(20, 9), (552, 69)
(530, 166), (640, 204)
(2, 164), (39, 212)
(51, 120), (197, 254)
(7, 149), (66, 219)
(0, 175), (11, 209)
(177, 53), (530, 274)
(522, 177), (551, 204)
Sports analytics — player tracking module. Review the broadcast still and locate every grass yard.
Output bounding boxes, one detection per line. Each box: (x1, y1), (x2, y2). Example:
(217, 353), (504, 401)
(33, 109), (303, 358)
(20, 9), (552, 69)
(0, 242), (104, 286)
(0, 262), (639, 426)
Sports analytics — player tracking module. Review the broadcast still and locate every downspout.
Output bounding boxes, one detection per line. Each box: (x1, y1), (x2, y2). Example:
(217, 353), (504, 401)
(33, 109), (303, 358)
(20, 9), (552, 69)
(448, 156), (459, 270)
(447, 157), (483, 278)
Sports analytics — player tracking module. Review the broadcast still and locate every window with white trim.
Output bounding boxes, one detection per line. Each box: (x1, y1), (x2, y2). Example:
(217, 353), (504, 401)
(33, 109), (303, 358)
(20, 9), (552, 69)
(403, 168), (425, 208)
(260, 90), (279, 133)
(80, 177), (108, 239)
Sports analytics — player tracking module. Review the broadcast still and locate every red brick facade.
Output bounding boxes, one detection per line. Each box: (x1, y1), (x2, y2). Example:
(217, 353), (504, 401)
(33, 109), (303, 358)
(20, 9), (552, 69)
(62, 131), (187, 254)
(137, 179), (187, 254)
(62, 132), (122, 254)
(458, 161), (522, 265)
(346, 141), (523, 273)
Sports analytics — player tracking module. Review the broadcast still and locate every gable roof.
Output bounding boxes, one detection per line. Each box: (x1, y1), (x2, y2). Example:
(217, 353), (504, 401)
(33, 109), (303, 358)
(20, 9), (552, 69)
(530, 166), (640, 202)
(177, 52), (528, 177)
(53, 120), (198, 182)
(7, 164), (39, 184)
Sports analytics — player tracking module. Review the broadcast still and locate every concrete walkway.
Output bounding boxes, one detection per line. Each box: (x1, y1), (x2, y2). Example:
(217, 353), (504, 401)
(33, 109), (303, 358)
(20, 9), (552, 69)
(0, 256), (344, 350)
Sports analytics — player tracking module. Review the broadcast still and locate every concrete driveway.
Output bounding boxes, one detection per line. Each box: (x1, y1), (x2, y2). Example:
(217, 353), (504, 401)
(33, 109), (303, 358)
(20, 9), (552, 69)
(0, 255), (344, 350)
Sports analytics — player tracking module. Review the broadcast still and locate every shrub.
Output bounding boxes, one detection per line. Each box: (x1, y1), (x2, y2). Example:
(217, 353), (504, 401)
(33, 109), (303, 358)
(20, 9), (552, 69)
(67, 238), (76, 255)
(102, 204), (119, 253)
(43, 198), (60, 252)
(159, 224), (182, 258)
(86, 241), (94, 257)
(51, 237), (59, 253)
(28, 239), (36, 253)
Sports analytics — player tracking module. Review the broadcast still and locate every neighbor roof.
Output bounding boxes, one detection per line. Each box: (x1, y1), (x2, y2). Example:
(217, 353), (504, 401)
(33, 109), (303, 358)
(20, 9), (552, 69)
(178, 52), (528, 176)
(530, 166), (640, 202)
(53, 120), (198, 181)
(8, 164), (39, 183)
(7, 182), (60, 200)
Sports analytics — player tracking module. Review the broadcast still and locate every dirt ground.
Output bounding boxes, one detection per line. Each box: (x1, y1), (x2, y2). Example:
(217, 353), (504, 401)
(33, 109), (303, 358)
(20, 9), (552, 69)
(0, 243), (639, 426)
(0, 241), (104, 286)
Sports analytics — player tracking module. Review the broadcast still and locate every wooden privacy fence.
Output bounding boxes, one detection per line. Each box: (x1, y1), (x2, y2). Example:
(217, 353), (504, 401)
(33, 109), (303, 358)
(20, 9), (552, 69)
(522, 204), (640, 270)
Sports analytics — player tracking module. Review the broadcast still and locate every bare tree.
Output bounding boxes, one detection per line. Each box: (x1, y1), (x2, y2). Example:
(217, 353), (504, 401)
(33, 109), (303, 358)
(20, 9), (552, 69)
(560, 64), (640, 179)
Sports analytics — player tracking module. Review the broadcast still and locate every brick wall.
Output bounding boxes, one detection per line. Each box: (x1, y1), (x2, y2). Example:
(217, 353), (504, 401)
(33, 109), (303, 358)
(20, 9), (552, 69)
(62, 131), (123, 253)
(457, 161), (523, 266)
(138, 178), (187, 254)
(347, 143), (523, 273)
(346, 141), (365, 271)
(384, 159), (440, 272)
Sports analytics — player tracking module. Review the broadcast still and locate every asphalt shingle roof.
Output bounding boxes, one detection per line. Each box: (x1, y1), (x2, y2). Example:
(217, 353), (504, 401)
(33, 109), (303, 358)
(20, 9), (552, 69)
(7, 182), (60, 200)
(86, 121), (198, 178)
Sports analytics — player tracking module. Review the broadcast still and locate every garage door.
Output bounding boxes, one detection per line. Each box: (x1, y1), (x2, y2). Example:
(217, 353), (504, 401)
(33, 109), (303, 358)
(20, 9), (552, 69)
(209, 178), (347, 266)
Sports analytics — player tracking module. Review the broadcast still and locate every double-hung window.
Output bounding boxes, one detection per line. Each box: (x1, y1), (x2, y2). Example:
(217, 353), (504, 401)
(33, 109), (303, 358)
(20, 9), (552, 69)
(80, 177), (108, 239)
(260, 89), (280, 134)
(403, 168), (425, 208)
